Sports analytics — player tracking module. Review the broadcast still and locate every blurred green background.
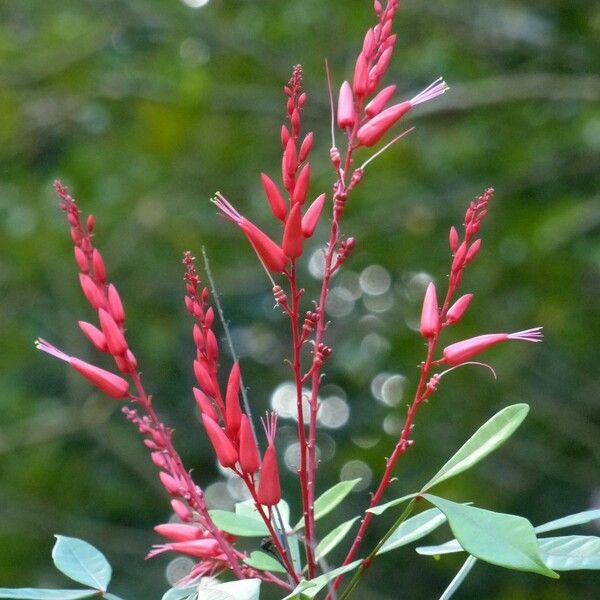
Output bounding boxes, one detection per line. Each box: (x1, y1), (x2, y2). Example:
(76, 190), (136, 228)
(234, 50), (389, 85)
(1, 0), (599, 598)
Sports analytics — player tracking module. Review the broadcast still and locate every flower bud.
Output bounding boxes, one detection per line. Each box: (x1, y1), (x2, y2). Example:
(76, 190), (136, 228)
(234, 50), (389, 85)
(365, 85), (397, 118)
(202, 414), (238, 468)
(260, 173), (287, 222)
(78, 321), (108, 352)
(446, 294), (473, 325)
(99, 308), (128, 356)
(419, 282), (440, 338)
(225, 363), (242, 435)
(337, 81), (355, 129)
(239, 414), (260, 474)
(291, 162), (310, 206)
(302, 193), (326, 238)
(282, 203), (304, 259)
(299, 132), (314, 163)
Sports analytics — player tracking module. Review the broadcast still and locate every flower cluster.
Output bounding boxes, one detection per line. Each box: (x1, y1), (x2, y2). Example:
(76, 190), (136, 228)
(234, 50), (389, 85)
(36, 0), (546, 596)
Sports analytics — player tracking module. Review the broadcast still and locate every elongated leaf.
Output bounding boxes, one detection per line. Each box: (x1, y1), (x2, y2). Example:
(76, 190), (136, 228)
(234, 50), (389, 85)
(103, 595), (126, 600)
(282, 560), (362, 600)
(366, 493), (418, 517)
(234, 500), (301, 571)
(416, 539), (463, 556)
(315, 517), (359, 561)
(419, 508), (600, 556)
(423, 495), (558, 578)
(295, 480), (361, 529)
(439, 555), (478, 600)
(535, 509), (600, 534)
(161, 585), (198, 600)
(197, 579), (260, 600)
(244, 551), (287, 574)
(422, 404), (529, 492)
(538, 536), (600, 570)
(208, 511), (268, 537)
(0, 591), (97, 600)
(377, 508), (446, 555)
(52, 537), (111, 591)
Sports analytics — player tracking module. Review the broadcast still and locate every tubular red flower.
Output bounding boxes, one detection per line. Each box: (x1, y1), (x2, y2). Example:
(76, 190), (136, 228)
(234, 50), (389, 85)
(154, 523), (204, 542)
(283, 138), (297, 177)
(449, 225), (460, 253)
(446, 293), (474, 325)
(214, 193), (288, 273)
(194, 359), (215, 397)
(193, 387), (219, 421)
(99, 308), (128, 356)
(147, 539), (222, 560)
(365, 84), (397, 118)
(353, 52), (369, 97)
(419, 282), (440, 338)
(107, 284), (125, 325)
(302, 193), (326, 238)
(299, 132), (314, 163)
(92, 249), (107, 284)
(257, 444), (281, 506)
(159, 472), (182, 495)
(239, 414), (260, 475)
(282, 202), (304, 259)
(357, 101), (411, 147)
(36, 339), (129, 399)
(337, 81), (356, 129)
(74, 247), (88, 273)
(202, 414), (238, 468)
(442, 327), (543, 365)
(225, 363), (242, 435)
(79, 273), (105, 310)
(171, 499), (193, 522)
(292, 162), (311, 205)
(257, 412), (281, 506)
(78, 321), (108, 352)
(260, 173), (287, 222)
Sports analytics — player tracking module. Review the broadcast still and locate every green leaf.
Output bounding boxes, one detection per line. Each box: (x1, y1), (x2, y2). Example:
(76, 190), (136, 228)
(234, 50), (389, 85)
(52, 536), (112, 591)
(423, 495), (558, 578)
(103, 595), (126, 600)
(161, 585), (198, 600)
(417, 508), (600, 556)
(244, 551), (287, 574)
(197, 579), (260, 600)
(416, 539), (463, 556)
(315, 517), (359, 561)
(377, 508), (447, 555)
(535, 509), (600, 534)
(0, 591), (98, 600)
(366, 493), (418, 517)
(208, 510), (268, 537)
(422, 404), (529, 492)
(439, 555), (478, 600)
(538, 536), (600, 570)
(282, 561), (362, 600)
(233, 499), (301, 571)
(295, 479), (361, 529)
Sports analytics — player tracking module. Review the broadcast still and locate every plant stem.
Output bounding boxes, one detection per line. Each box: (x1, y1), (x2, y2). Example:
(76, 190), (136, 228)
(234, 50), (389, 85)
(338, 499), (418, 600)
(129, 371), (245, 579)
(287, 263), (317, 577)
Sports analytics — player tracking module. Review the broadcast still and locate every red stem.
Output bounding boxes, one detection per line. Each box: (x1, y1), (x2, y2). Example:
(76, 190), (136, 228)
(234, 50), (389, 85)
(129, 372), (245, 580)
(327, 282), (459, 598)
(287, 264), (317, 578)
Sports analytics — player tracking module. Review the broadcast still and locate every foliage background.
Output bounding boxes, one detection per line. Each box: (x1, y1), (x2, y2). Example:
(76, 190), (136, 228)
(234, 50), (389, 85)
(1, 0), (599, 598)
